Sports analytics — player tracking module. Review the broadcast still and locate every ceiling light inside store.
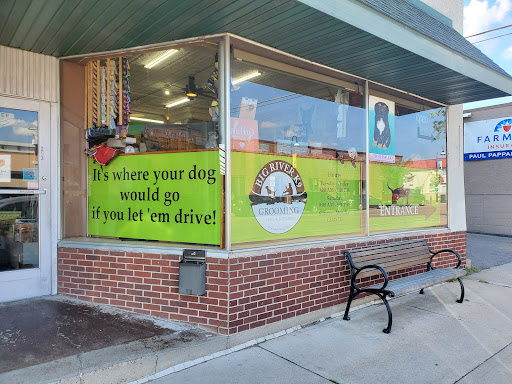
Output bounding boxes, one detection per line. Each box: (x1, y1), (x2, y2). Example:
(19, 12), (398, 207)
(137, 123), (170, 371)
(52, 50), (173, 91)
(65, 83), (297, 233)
(144, 49), (178, 69)
(165, 98), (190, 108)
(164, 90), (170, 95)
(232, 72), (261, 85)
(130, 117), (164, 124)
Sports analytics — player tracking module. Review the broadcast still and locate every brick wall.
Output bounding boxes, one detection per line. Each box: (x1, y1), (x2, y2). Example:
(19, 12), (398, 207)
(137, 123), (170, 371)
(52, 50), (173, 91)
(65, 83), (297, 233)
(58, 231), (466, 335)
(227, 231), (466, 333)
(57, 250), (229, 334)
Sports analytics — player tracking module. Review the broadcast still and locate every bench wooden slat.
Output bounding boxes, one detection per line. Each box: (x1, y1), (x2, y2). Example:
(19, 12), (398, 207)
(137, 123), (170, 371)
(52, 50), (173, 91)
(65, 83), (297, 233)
(358, 258), (429, 278)
(355, 252), (429, 269)
(348, 240), (431, 277)
(366, 268), (466, 296)
(347, 239), (426, 257)
(351, 245), (429, 265)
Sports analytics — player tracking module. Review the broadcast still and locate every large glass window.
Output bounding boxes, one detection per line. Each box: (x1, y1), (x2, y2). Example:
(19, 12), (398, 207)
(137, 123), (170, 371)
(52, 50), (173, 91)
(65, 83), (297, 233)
(76, 44), (223, 246)
(367, 89), (447, 234)
(230, 57), (366, 248)
(63, 38), (449, 250)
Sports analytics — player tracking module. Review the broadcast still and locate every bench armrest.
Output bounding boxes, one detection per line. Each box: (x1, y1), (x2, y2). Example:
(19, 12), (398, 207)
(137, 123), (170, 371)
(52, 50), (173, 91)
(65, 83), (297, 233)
(353, 265), (390, 290)
(429, 249), (462, 269)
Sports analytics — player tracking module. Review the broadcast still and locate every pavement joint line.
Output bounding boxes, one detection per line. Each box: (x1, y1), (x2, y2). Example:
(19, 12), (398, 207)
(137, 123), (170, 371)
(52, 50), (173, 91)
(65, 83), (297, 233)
(125, 325), (302, 384)
(479, 281), (512, 288)
(453, 340), (512, 383)
(124, 306), (375, 384)
(257, 344), (342, 384)
(124, 302), (379, 384)
(398, 303), (457, 318)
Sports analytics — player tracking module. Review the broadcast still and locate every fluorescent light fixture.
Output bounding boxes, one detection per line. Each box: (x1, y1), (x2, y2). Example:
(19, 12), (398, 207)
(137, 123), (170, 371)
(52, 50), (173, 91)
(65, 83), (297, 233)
(130, 117), (164, 124)
(232, 72), (261, 85)
(165, 98), (190, 108)
(144, 49), (178, 69)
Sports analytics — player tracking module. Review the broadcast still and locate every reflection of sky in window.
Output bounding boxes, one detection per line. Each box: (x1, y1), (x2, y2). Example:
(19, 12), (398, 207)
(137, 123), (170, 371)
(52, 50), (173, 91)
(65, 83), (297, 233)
(230, 82), (445, 160)
(231, 82), (365, 151)
(0, 108), (38, 144)
(395, 110), (446, 161)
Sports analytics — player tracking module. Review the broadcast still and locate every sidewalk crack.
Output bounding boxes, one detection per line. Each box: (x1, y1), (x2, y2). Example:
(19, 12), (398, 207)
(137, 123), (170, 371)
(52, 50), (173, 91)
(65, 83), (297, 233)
(397, 303), (454, 318)
(453, 340), (512, 383)
(56, 321), (83, 381)
(482, 281), (512, 289)
(258, 345), (343, 383)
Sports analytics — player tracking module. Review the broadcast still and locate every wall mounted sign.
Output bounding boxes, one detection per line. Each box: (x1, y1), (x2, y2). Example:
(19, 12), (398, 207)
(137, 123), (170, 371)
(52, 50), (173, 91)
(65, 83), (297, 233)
(231, 151), (362, 244)
(0, 155), (11, 183)
(231, 117), (259, 152)
(368, 163), (442, 232)
(23, 168), (38, 181)
(88, 150), (222, 245)
(249, 159), (307, 234)
(464, 117), (512, 161)
(368, 96), (395, 163)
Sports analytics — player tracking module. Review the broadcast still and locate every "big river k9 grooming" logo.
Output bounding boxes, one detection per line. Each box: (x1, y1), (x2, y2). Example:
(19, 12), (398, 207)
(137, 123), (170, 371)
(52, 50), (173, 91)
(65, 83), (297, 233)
(249, 160), (307, 234)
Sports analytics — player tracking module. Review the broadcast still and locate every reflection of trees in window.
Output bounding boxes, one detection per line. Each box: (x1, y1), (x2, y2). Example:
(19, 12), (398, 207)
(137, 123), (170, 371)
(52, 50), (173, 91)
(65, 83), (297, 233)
(429, 108), (446, 142)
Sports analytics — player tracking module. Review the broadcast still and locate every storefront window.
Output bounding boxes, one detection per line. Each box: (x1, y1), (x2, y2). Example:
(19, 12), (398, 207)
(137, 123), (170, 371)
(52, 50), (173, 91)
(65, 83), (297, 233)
(83, 44), (223, 246)
(230, 57), (366, 248)
(63, 38), (449, 250)
(367, 90), (447, 234)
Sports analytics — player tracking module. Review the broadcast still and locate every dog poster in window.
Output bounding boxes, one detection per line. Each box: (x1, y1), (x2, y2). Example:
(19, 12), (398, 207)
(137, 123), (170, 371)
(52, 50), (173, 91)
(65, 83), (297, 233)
(369, 96), (395, 163)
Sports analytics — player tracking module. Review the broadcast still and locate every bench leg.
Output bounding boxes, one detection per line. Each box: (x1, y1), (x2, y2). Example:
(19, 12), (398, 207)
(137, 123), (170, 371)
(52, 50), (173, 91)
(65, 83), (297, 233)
(377, 293), (393, 334)
(456, 277), (465, 303)
(343, 291), (358, 321)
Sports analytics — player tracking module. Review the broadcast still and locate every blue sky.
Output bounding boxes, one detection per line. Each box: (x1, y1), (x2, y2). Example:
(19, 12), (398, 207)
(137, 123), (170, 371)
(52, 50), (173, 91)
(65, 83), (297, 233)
(463, 0), (512, 109)
(0, 107), (38, 144)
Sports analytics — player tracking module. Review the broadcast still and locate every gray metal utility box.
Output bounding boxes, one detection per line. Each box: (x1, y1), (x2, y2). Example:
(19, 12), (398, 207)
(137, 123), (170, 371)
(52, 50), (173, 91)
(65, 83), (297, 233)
(178, 249), (206, 295)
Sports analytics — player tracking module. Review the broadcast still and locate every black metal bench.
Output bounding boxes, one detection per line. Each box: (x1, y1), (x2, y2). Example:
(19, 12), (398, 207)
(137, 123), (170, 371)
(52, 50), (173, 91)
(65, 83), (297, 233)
(342, 239), (466, 333)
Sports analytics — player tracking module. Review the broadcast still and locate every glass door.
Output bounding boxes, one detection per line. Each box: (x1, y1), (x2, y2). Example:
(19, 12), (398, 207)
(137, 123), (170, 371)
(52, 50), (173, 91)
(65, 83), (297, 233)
(0, 96), (52, 301)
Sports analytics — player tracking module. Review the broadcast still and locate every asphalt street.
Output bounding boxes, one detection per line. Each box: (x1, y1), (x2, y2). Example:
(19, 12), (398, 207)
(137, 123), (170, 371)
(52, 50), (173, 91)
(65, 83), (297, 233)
(466, 232), (512, 269)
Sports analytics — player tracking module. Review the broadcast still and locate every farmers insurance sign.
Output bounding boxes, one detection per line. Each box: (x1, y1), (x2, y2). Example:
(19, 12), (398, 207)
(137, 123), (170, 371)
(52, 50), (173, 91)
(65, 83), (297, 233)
(464, 117), (512, 161)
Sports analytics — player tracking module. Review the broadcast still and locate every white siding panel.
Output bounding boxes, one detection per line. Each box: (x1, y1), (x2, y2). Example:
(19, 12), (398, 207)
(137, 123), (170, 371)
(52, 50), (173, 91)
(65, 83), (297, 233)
(0, 45), (58, 103)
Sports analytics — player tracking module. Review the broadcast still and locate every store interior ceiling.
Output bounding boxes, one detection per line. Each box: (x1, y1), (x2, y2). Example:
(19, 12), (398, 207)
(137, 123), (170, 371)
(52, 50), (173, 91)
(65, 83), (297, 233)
(129, 45), (216, 123)
(128, 45), (425, 124)
(128, 45), (362, 124)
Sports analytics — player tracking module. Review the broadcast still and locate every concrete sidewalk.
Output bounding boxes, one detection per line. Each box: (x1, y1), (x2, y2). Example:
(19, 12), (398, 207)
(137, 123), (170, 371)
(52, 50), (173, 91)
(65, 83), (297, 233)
(1, 263), (511, 384)
(146, 263), (512, 384)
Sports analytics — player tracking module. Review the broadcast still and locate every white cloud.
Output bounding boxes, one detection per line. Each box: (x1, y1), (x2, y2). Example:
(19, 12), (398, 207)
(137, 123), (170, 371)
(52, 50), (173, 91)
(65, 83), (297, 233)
(260, 121), (278, 129)
(464, 0), (512, 36)
(1, 119), (38, 136)
(504, 45), (512, 59)
(13, 127), (36, 136)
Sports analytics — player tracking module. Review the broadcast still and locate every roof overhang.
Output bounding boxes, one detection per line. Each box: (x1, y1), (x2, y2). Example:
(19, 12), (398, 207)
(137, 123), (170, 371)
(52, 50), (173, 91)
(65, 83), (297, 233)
(3, 0), (511, 105)
(297, 0), (512, 104)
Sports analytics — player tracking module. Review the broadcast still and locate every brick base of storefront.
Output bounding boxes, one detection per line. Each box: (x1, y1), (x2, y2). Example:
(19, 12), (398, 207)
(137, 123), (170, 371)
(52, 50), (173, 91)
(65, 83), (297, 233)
(58, 231), (466, 335)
